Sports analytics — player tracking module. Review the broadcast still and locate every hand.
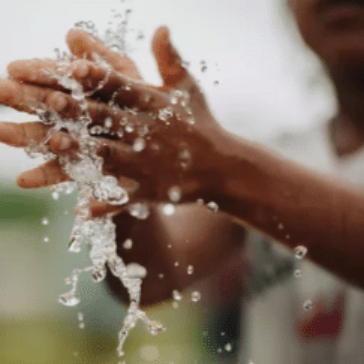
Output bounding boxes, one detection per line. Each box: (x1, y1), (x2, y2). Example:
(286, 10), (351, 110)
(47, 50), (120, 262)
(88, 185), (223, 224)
(0, 28), (147, 216)
(0, 27), (228, 206)
(47, 26), (228, 204)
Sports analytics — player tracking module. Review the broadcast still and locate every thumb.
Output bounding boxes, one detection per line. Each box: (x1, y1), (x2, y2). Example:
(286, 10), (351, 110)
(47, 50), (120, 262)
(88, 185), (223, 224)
(152, 26), (193, 90)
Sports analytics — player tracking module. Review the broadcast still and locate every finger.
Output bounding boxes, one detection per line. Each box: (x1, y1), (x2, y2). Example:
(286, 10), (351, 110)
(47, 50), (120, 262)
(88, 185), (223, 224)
(152, 26), (195, 90)
(66, 29), (143, 81)
(98, 138), (142, 180)
(0, 79), (145, 141)
(7, 59), (64, 90)
(0, 79), (83, 119)
(0, 79), (61, 114)
(17, 159), (70, 189)
(48, 131), (79, 153)
(49, 133), (143, 181)
(45, 90), (151, 142)
(0, 121), (50, 148)
(88, 199), (125, 218)
(88, 176), (139, 218)
(70, 59), (169, 111)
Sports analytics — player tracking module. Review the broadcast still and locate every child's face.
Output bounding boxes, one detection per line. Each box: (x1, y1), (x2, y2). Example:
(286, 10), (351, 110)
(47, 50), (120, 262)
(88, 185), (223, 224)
(290, 0), (364, 70)
(290, 0), (364, 124)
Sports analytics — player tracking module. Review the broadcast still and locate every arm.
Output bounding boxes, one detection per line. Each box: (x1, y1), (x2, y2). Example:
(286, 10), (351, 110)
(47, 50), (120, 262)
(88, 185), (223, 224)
(3, 26), (364, 291)
(0, 28), (246, 306)
(213, 130), (364, 288)
(106, 205), (245, 306)
(73, 27), (364, 288)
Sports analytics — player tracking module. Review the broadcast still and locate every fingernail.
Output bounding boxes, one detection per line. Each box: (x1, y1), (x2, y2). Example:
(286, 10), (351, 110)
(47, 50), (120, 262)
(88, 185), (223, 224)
(53, 94), (68, 112)
(59, 135), (72, 150)
(71, 61), (90, 79)
(17, 170), (40, 188)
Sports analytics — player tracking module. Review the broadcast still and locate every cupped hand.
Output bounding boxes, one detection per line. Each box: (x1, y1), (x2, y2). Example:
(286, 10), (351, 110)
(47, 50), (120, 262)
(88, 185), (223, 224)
(0, 27), (228, 207)
(49, 27), (227, 203)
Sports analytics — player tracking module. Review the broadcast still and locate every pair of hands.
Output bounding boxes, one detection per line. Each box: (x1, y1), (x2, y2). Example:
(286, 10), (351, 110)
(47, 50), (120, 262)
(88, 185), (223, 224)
(0, 26), (228, 216)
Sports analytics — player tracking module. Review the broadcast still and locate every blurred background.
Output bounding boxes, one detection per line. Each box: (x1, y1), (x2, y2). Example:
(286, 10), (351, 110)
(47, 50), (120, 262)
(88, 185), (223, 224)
(0, 0), (348, 363)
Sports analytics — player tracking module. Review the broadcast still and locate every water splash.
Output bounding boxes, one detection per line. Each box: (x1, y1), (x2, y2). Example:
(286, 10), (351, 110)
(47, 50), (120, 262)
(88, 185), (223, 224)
(294, 246), (308, 260)
(303, 299), (313, 311)
(33, 52), (166, 357)
(24, 2), (202, 357)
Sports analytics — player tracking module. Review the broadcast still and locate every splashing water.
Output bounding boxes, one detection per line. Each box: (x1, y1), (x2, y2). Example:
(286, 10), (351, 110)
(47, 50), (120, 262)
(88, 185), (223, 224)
(303, 299), (313, 311)
(22, 2), (203, 358)
(31, 51), (165, 357)
(294, 246), (308, 260)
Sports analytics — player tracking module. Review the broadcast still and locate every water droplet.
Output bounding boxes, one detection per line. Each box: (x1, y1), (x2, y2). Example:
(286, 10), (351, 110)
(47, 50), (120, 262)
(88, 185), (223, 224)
(179, 149), (191, 161)
(93, 176), (129, 205)
(126, 263), (147, 279)
(294, 246), (308, 260)
(173, 290), (182, 301)
(92, 265), (107, 283)
(303, 300), (313, 311)
(90, 125), (103, 135)
(78, 312), (84, 321)
(294, 269), (302, 278)
(59, 291), (80, 307)
(217, 348), (223, 354)
(52, 191), (60, 200)
(79, 322), (85, 329)
(104, 117), (113, 129)
(225, 343), (233, 352)
(125, 124), (134, 133)
(207, 201), (219, 213)
(158, 273), (164, 279)
(168, 186), (182, 203)
(191, 291), (201, 302)
(123, 239), (133, 249)
(42, 218), (49, 225)
(172, 301), (179, 309)
(44, 153), (56, 161)
(133, 137), (146, 152)
(68, 236), (82, 253)
(158, 107), (174, 122)
(44, 237), (49, 243)
(72, 88), (84, 101)
(278, 223), (284, 230)
(128, 203), (150, 220)
(221, 332), (226, 336)
(174, 261), (179, 267)
(201, 65), (208, 72)
(163, 204), (176, 216)
(187, 265), (194, 275)
(186, 117), (196, 125)
(196, 198), (204, 206)
(65, 183), (75, 195)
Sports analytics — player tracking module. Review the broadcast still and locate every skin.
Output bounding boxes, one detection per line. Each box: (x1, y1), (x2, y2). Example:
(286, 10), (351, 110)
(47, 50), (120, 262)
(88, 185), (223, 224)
(290, 0), (364, 150)
(2, 1), (364, 301)
(0, 28), (245, 306)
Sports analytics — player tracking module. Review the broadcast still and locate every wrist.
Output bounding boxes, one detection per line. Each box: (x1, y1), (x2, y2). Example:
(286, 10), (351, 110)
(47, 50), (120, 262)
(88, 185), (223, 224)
(208, 130), (266, 218)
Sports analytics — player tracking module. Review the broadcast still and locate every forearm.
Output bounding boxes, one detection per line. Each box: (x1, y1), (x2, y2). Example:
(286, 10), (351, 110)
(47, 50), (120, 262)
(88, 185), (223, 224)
(215, 131), (364, 287)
